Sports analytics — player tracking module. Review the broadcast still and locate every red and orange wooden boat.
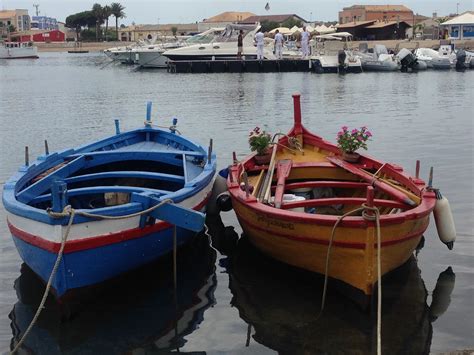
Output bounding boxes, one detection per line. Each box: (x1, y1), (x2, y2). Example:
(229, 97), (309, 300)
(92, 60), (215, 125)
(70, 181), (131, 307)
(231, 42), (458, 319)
(227, 93), (437, 302)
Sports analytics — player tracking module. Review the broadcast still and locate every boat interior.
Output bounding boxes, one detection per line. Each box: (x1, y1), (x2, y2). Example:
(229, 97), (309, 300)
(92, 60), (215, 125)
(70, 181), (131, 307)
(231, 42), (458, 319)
(241, 142), (422, 217)
(14, 129), (208, 212)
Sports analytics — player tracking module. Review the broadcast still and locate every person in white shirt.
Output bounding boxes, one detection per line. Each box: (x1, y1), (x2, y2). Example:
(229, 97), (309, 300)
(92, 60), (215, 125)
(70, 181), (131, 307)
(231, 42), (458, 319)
(255, 29), (265, 60)
(274, 30), (284, 60)
(301, 26), (310, 58)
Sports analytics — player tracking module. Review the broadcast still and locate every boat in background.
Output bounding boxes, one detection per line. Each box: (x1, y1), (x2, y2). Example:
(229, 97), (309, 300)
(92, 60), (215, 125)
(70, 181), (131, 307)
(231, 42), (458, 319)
(226, 93), (454, 303)
(135, 28), (224, 68)
(2, 102), (216, 298)
(310, 32), (362, 73)
(163, 24), (275, 61)
(0, 41), (38, 59)
(356, 43), (400, 71)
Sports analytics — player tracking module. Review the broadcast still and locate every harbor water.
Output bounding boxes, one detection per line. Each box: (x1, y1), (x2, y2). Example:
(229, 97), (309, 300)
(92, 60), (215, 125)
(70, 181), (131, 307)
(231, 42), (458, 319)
(0, 52), (473, 354)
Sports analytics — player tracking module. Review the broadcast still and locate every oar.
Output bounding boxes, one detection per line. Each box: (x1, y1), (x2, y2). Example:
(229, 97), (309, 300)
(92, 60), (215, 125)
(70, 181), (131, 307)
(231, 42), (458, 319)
(274, 159), (292, 208)
(259, 144), (278, 203)
(252, 169), (266, 197)
(327, 156), (417, 207)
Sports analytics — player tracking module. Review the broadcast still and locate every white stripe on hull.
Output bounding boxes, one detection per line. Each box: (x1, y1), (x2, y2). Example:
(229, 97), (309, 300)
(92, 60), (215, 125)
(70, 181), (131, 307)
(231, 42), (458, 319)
(7, 180), (213, 243)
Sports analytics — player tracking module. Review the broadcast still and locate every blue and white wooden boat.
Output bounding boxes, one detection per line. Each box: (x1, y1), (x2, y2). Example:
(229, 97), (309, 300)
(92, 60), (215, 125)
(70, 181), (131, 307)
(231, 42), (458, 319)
(2, 102), (216, 298)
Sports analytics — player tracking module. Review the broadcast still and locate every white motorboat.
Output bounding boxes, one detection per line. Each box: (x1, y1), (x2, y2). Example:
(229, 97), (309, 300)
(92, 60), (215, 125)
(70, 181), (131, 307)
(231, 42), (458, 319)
(414, 44), (456, 70)
(0, 41), (38, 59)
(356, 44), (399, 71)
(163, 24), (275, 61)
(310, 33), (362, 73)
(135, 28), (224, 68)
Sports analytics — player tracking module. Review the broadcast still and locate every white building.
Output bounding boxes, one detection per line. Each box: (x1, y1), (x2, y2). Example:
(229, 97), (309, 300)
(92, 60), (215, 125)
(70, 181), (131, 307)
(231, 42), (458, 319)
(441, 11), (474, 40)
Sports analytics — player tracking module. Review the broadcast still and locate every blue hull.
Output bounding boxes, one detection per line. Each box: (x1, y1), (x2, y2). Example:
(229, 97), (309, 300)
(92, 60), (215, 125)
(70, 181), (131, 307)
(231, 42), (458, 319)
(11, 226), (196, 297)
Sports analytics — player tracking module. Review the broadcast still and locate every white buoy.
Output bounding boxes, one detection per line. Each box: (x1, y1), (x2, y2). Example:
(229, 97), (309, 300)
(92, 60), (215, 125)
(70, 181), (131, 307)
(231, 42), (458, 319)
(207, 168), (230, 214)
(433, 190), (456, 250)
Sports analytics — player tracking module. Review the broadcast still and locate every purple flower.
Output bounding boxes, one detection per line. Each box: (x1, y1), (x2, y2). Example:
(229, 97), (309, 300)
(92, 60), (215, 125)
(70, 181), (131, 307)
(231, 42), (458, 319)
(351, 129), (358, 134)
(337, 131), (343, 137)
(357, 136), (363, 141)
(341, 126), (348, 131)
(366, 131), (372, 137)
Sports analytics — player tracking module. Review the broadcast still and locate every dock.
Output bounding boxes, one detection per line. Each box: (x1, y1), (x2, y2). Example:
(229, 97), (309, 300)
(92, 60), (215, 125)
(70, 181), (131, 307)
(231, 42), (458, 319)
(168, 59), (314, 73)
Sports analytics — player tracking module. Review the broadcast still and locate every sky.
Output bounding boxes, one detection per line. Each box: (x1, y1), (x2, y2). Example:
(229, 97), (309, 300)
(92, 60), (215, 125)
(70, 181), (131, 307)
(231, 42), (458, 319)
(0, 0), (470, 24)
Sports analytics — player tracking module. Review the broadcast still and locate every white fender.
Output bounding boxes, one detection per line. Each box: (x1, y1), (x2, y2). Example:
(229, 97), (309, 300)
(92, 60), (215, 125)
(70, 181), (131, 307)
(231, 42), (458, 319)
(433, 190), (456, 250)
(207, 168), (229, 215)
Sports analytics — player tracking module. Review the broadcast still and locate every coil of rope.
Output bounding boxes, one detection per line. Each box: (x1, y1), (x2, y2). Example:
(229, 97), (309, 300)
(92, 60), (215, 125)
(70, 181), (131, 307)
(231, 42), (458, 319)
(316, 203), (383, 355)
(10, 198), (174, 354)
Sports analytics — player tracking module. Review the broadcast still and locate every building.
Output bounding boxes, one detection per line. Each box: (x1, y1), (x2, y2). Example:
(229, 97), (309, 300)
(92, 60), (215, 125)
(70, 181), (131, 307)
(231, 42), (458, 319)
(31, 16), (59, 30)
(198, 11), (256, 32)
(441, 11), (474, 40)
(11, 29), (65, 42)
(339, 5), (414, 24)
(0, 9), (30, 32)
(240, 14), (307, 25)
(119, 23), (199, 42)
(337, 20), (411, 40)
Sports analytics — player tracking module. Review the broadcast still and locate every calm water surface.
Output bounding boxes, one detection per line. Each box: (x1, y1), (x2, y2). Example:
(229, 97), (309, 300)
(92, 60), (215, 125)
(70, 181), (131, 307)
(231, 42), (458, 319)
(0, 52), (473, 354)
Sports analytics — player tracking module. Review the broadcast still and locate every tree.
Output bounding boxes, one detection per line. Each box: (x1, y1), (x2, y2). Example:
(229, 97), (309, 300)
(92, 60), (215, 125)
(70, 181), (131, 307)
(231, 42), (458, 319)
(65, 11), (95, 40)
(281, 18), (302, 29)
(260, 20), (280, 33)
(103, 5), (112, 41)
(91, 3), (105, 41)
(171, 26), (178, 36)
(110, 2), (126, 41)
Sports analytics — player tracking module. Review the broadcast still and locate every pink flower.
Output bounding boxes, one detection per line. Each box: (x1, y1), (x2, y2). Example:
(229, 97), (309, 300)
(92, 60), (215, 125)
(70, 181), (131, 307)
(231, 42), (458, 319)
(357, 136), (363, 141)
(351, 129), (358, 134)
(361, 126), (367, 130)
(337, 131), (343, 137)
(341, 126), (348, 131)
(366, 131), (372, 137)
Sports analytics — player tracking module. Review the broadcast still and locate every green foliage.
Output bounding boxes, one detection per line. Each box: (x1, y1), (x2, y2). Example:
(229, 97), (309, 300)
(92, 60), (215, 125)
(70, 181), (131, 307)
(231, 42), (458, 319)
(171, 26), (178, 36)
(249, 127), (272, 155)
(336, 126), (372, 154)
(260, 20), (280, 33)
(281, 18), (302, 29)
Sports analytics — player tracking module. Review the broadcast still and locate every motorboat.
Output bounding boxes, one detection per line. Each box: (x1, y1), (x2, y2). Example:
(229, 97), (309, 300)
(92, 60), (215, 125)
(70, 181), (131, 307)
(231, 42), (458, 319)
(414, 47), (455, 70)
(163, 24), (275, 61)
(0, 41), (38, 59)
(2, 101), (216, 298)
(396, 48), (427, 71)
(356, 44), (399, 71)
(310, 32), (362, 73)
(104, 36), (163, 64)
(225, 93), (455, 301)
(135, 28), (224, 68)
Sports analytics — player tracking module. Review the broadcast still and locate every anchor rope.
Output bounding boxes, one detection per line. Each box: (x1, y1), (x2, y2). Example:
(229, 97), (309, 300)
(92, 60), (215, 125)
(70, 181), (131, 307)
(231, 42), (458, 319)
(317, 203), (382, 355)
(144, 122), (181, 135)
(11, 198), (174, 354)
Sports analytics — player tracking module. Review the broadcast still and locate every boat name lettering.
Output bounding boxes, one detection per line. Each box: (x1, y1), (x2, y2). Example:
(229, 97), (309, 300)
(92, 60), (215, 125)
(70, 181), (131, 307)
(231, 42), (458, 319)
(257, 215), (295, 230)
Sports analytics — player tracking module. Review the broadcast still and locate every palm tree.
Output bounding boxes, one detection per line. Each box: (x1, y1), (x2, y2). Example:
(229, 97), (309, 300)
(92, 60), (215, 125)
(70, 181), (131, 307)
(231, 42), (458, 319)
(103, 5), (112, 41)
(110, 2), (126, 41)
(91, 3), (104, 41)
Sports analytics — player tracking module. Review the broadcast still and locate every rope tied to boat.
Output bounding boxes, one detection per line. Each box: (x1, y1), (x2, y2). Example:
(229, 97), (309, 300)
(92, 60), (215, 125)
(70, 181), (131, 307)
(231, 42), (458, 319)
(12, 198), (175, 354)
(318, 203), (382, 355)
(143, 121), (181, 135)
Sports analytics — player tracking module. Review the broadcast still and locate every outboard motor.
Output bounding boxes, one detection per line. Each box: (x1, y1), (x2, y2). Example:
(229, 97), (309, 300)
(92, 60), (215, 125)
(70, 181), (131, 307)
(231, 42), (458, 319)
(455, 49), (467, 71)
(397, 48), (417, 72)
(338, 50), (346, 73)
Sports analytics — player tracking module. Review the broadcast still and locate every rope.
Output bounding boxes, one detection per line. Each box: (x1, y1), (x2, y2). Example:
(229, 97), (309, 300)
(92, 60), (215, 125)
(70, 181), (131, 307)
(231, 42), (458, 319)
(11, 198), (174, 353)
(143, 122), (181, 135)
(10, 208), (75, 354)
(317, 203), (382, 355)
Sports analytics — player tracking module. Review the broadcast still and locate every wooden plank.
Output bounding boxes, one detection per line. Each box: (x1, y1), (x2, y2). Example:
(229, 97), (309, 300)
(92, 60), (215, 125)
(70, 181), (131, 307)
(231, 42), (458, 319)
(64, 171), (185, 184)
(274, 160), (293, 209)
(282, 197), (406, 210)
(252, 170), (266, 197)
(326, 157), (417, 207)
(275, 180), (370, 191)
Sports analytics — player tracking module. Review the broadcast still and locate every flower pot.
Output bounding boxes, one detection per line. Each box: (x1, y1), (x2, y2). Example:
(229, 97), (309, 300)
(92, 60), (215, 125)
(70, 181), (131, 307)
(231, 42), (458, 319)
(254, 152), (272, 165)
(342, 152), (360, 163)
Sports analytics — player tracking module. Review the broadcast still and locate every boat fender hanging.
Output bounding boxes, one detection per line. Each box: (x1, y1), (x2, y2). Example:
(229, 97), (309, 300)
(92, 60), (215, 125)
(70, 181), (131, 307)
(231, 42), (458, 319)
(216, 192), (233, 212)
(433, 189), (456, 250)
(207, 168), (229, 215)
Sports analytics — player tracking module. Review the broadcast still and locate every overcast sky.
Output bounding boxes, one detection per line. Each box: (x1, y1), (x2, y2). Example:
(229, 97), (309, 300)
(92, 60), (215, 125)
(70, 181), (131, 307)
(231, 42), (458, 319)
(1, 0), (470, 23)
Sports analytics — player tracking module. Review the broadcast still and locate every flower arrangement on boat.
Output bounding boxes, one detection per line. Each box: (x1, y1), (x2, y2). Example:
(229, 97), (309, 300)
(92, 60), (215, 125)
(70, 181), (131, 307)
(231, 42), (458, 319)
(337, 126), (372, 161)
(249, 127), (272, 155)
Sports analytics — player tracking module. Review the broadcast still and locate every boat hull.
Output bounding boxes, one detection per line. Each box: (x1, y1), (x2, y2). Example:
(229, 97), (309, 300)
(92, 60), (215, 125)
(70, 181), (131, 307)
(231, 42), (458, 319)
(231, 192), (430, 298)
(10, 223), (196, 297)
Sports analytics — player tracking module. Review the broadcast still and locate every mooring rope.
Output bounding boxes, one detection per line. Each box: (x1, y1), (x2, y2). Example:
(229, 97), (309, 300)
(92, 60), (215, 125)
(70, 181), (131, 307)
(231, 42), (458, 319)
(317, 203), (382, 355)
(11, 198), (174, 354)
(143, 121), (181, 135)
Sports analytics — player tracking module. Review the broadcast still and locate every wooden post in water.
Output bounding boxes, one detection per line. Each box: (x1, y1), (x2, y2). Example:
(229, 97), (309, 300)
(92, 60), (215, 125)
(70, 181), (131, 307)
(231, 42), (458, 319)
(24, 146), (29, 167)
(208, 139), (213, 164)
(415, 160), (420, 179)
(44, 140), (49, 155)
(114, 119), (121, 135)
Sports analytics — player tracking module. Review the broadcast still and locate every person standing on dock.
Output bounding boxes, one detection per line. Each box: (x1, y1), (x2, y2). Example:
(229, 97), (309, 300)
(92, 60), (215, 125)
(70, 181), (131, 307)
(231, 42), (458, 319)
(274, 29), (284, 60)
(255, 28), (265, 60)
(237, 30), (244, 59)
(301, 26), (311, 58)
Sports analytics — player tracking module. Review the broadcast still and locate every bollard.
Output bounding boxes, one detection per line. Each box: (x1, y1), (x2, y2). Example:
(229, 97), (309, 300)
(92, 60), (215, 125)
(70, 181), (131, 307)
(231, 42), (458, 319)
(51, 180), (68, 213)
(114, 119), (121, 135)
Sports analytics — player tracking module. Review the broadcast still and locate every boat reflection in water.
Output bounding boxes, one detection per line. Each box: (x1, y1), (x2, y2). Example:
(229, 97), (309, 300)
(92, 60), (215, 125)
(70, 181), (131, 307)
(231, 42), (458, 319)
(9, 236), (216, 354)
(216, 220), (456, 354)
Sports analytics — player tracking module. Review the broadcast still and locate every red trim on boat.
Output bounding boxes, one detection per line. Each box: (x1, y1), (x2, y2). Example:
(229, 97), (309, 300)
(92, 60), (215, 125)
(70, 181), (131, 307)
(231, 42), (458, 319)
(8, 195), (210, 254)
(238, 213), (429, 249)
